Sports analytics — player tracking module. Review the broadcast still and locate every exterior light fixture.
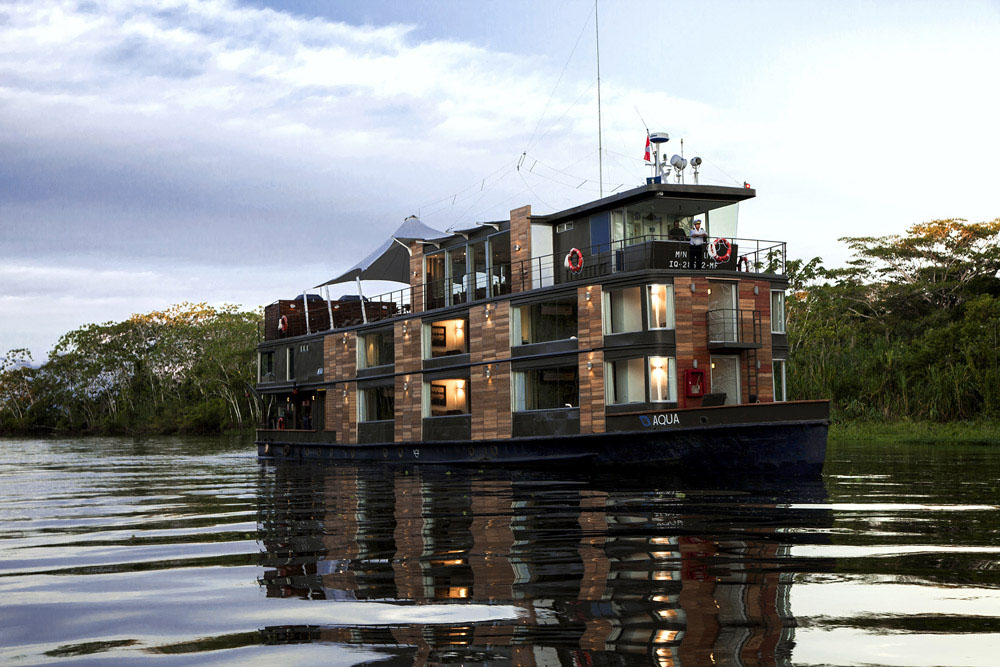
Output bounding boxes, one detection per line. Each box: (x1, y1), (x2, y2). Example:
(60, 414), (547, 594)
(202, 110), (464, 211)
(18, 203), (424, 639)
(485, 366), (491, 379)
(587, 361), (593, 371)
(586, 290), (591, 301)
(403, 381), (409, 391)
(707, 288), (712, 295)
(484, 305), (490, 318)
(690, 283), (696, 293)
(514, 244), (521, 251)
(753, 285), (759, 295)
(756, 360), (761, 370)
(692, 359), (698, 369)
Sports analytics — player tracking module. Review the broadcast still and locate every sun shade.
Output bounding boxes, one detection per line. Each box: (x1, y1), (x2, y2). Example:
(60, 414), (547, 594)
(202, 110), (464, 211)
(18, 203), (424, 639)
(315, 217), (445, 287)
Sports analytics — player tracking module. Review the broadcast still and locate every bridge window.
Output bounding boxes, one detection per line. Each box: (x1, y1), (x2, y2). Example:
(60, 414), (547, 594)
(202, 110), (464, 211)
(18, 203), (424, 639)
(258, 351), (274, 382)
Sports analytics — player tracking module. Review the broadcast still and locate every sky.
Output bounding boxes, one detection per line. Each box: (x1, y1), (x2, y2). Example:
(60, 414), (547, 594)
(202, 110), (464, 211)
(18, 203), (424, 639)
(2, 0), (999, 360)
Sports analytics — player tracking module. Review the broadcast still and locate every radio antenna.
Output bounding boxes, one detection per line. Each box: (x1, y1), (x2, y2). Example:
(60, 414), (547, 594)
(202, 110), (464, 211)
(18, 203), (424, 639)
(595, 0), (603, 197)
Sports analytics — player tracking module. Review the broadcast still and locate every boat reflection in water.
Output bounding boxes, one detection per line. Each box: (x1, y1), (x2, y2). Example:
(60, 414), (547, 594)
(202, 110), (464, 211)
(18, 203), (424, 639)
(256, 463), (830, 665)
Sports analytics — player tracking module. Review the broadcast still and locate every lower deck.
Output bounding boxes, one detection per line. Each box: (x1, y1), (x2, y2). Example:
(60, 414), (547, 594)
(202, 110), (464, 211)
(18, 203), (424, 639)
(257, 400), (829, 473)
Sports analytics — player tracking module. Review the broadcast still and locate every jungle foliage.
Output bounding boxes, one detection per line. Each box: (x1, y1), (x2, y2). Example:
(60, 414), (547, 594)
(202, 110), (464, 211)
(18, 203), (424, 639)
(0, 303), (262, 434)
(786, 217), (1000, 421)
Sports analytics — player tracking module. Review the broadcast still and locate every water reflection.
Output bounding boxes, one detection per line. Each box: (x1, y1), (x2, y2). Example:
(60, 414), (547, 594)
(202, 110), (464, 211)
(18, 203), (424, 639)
(257, 464), (831, 664)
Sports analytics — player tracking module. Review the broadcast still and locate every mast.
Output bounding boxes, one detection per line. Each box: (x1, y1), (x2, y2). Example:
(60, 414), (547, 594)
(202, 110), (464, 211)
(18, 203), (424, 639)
(595, 0), (603, 197)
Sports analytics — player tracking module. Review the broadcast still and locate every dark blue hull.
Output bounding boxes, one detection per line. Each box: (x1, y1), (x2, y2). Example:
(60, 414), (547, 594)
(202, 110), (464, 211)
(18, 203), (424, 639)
(257, 400), (830, 474)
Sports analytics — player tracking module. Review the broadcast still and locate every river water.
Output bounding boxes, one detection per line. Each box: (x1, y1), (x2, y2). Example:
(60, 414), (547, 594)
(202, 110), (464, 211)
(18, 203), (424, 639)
(0, 436), (998, 666)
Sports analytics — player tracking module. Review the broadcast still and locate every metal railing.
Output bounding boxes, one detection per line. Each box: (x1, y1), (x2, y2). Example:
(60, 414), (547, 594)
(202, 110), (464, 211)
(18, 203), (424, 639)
(707, 308), (762, 345)
(270, 234), (785, 338)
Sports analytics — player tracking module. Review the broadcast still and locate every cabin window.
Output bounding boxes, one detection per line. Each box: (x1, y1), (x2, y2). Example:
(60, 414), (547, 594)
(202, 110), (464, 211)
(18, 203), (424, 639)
(358, 330), (394, 369)
(511, 297), (578, 346)
(425, 253), (447, 310)
(359, 385), (394, 422)
(648, 356), (678, 402)
(285, 348), (294, 381)
(556, 221), (574, 233)
(646, 284), (675, 329)
(258, 351), (274, 382)
(490, 231), (511, 296)
(771, 290), (786, 333)
(773, 359), (787, 402)
(512, 365), (579, 411)
(471, 240), (488, 300)
(448, 246), (468, 305)
(602, 286), (643, 334)
(604, 358), (645, 405)
(423, 378), (470, 417)
(422, 317), (468, 359)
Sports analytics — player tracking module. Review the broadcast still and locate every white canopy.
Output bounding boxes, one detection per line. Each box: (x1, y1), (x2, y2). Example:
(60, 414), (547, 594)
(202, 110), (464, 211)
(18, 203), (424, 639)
(316, 217), (444, 287)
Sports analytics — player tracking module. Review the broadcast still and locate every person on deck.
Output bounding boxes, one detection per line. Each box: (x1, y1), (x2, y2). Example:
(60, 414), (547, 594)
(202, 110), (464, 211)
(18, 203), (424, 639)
(668, 220), (688, 240)
(689, 218), (708, 269)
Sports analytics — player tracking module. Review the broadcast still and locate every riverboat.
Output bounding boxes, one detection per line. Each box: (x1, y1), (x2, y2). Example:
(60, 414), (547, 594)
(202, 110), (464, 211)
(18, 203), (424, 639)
(254, 177), (829, 472)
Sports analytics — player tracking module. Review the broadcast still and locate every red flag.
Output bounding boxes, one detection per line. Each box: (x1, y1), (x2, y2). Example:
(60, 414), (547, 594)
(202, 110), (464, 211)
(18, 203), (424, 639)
(643, 134), (651, 163)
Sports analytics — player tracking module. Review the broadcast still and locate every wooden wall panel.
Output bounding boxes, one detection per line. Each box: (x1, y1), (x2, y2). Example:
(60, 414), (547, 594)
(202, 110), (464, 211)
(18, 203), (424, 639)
(753, 280), (775, 402)
(509, 205), (532, 293)
(409, 241), (425, 314)
(471, 301), (511, 440)
(578, 285), (605, 434)
(394, 318), (423, 443)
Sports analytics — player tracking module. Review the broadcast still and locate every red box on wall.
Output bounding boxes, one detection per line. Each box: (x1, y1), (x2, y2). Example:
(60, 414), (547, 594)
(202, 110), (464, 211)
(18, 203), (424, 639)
(684, 369), (705, 397)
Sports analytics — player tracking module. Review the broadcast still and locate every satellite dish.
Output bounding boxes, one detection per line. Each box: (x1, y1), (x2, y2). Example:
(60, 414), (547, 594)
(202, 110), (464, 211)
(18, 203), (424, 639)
(690, 157), (703, 167)
(670, 154), (688, 170)
(649, 132), (670, 144)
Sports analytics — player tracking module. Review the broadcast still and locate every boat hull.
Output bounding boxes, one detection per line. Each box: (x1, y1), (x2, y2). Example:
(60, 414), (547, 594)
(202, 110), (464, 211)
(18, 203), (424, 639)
(257, 400), (829, 474)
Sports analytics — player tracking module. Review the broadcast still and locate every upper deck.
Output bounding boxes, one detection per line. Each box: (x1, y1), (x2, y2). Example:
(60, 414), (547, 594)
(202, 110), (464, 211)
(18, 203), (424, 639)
(264, 183), (785, 341)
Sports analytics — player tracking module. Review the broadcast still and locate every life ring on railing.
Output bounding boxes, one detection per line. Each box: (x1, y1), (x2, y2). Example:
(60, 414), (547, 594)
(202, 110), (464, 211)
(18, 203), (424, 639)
(737, 256), (750, 272)
(278, 315), (289, 332)
(708, 238), (732, 263)
(564, 248), (584, 274)
(277, 417), (285, 430)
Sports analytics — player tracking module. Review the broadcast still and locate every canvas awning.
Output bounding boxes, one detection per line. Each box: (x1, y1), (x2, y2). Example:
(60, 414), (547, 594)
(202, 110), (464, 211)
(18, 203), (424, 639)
(316, 217), (445, 287)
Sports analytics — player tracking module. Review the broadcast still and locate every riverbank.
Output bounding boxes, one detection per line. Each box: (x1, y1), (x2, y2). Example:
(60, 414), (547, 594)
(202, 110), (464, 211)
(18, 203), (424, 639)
(831, 420), (1000, 445)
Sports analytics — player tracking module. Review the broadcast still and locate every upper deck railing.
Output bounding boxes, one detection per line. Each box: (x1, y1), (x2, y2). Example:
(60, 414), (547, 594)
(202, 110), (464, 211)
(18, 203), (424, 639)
(265, 234), (786, 339)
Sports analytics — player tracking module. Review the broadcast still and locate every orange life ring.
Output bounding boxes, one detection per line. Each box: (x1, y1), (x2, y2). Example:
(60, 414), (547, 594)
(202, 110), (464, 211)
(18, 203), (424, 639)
(709, 238), (732, 263)
(278, 315), (289, 332)
(737, 256), (750, 272)
(564, 248), (584, 273)
(277, 417), (285, 430)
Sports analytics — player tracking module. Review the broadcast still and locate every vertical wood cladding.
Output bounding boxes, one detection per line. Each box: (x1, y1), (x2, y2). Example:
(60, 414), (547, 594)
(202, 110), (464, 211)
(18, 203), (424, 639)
(509, 205), (532, 292)
(674, 276), (712, 409)
(578, 285), (605, 434)
(323, 331), (357, 443)
(470, 301), (512, 440)
(752, 280), (775, 402)
(408, 241), (425, 314)
(394, 317), (423, 443)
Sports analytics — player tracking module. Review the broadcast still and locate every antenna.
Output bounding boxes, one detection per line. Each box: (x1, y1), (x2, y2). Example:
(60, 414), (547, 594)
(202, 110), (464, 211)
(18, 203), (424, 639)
(595, 0), (603, 197)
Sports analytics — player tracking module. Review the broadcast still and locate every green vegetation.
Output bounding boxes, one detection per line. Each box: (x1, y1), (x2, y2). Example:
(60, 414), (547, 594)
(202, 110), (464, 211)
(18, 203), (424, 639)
(830, 420), (1000, 445)
(0, 303), (261, 435)
(787, 217), (1000, 425)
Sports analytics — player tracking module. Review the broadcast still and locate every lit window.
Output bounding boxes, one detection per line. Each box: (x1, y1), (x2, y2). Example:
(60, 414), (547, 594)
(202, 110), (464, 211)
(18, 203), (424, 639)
(423, 378), (470, 417)
(357, 330), (394, 369)
(771, 290), (786, 334)
(423, 318), (468, 359)
(648, 356), (677, 402)
(646, 284), (675, 329)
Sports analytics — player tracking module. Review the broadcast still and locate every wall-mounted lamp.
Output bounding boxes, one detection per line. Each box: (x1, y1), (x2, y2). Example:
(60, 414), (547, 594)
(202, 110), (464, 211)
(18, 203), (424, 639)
(485, 366), (491, 379)
(711, 362), (716, 369)
(342, 388), (348, 398)
(707, 288), (712, 295)
(753, 285), (759, 295)
(514, 244), (521, 251)
(756, 360), (761, 370)
(586, 361), (593, 371)
(690, 283), (696, 293)
(403, 381), (409, 391)
(692, 359), (698, 369)
(402, 322), (408, 334)
(585, 290), (591, 301)
(484, 305), (490, 318)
